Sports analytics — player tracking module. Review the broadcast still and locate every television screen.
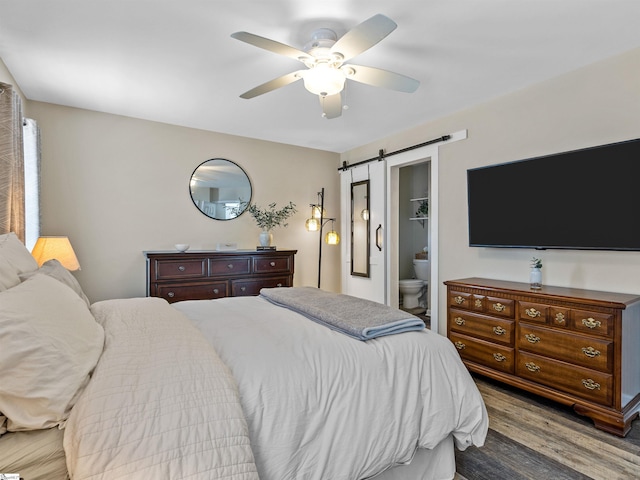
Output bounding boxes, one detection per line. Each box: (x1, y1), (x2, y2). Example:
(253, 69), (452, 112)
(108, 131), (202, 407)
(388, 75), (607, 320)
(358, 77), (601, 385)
(467, 138), (640, 250)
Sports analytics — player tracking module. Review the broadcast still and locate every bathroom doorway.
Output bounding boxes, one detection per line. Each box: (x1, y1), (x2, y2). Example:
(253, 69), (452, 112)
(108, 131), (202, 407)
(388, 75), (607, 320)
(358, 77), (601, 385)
(385, 130), (467, 335)
(398, 161), (431, 326)
(386, 145), (438, 333)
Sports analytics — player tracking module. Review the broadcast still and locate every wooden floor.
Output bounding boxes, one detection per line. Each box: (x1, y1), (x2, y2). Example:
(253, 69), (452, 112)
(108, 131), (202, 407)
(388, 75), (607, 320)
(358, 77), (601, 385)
(454, 375), (640, 480)
(401, 306), (430, 329)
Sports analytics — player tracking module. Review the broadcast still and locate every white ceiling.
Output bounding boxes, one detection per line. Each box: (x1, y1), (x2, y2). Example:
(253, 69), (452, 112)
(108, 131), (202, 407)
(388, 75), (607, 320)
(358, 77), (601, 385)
(1, 1), (639, 153)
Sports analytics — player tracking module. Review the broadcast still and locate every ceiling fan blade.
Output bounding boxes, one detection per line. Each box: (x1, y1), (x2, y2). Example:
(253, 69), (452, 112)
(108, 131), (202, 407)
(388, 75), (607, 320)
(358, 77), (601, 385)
(343, 64), (419, 93)
(239, 71), (303, 99)
(319, 93), (342, 119)
(231, 31), (312, 63)
(331, 14), (397, 62)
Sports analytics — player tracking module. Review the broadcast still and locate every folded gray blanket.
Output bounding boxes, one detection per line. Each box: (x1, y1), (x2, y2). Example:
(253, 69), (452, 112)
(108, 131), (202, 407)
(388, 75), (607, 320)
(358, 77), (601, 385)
(259, 287), (425, 340)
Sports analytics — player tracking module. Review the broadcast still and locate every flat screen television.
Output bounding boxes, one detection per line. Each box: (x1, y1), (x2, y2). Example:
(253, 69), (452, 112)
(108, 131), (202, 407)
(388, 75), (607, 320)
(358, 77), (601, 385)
(467, 138), (640, 251)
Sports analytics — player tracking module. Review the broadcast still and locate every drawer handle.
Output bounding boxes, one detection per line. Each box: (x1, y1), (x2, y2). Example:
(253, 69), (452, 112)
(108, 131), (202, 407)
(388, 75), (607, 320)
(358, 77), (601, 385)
(525, 362), (540, 372)
(493, 326), (506, 336)
(582, 346), (601, 358)
(454, 295), (465, 305)
(582, 379), (601, 391)
(493, 353), (507, 362)
(240, 286), (246, 292)
(582, 317), (602, 329)
(555, 312), (566, 324)
(178, 265), (186, 272)
(454, 317), (465, 326)
(474, 299), (483, 308)
(525, 308), (541, 318)
(525, 333), (541, 344)
(493, 302), (506, 312)
(454, 341), (466, 350)
(276, 283), (283, 287)
(213, 288), (219, 294)
(227, 264), (234, 269)
(270, 261), (276, 267)
(167, 292), (175, 298)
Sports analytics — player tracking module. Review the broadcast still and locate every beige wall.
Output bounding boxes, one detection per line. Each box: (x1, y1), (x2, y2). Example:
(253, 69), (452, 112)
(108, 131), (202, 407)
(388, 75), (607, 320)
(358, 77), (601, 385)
(7, 48), (640, 316)
(26, 102), (341, 302)
(342, 47), (640, 334)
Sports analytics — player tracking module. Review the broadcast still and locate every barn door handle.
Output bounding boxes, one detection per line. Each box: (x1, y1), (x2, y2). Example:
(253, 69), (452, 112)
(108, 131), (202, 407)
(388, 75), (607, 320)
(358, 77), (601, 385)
(375, 224), (382, 251)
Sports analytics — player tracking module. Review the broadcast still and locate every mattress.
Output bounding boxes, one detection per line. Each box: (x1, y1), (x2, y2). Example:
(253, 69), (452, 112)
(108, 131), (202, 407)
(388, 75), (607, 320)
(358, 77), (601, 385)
(174, 295), (488, 480)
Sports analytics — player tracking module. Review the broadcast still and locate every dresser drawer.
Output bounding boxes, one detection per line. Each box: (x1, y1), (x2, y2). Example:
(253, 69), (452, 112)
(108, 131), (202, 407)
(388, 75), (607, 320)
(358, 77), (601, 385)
(550, 306), (570, 328)
(209, 257), (251, 276)
(153, 259), (207, 280)
(449, 332), (515, 374)
(517, 352), (613, 406)
(449, 309), (514, 345)
(518, 324), (613, 372)
(253, 256), (292, 274)
(485, 296), (514, 318)
(449, 290), (473, 310)
(232, 276), (292, 296)
(448, 291), (485, 312)
(155, 282), (227, 303)
(570, 309), (614, 337)
(518, 301), (548, 324)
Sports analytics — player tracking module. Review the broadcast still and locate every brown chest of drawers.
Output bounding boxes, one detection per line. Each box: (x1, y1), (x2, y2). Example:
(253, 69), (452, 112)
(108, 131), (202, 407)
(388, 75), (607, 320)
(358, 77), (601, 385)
(145, 250), (296, 303)
(445, 277), (640, 436)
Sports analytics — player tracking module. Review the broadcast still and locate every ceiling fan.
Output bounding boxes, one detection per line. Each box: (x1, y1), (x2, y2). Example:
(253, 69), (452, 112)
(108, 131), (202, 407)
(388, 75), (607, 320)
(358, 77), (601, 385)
(231, 14), (420, 119)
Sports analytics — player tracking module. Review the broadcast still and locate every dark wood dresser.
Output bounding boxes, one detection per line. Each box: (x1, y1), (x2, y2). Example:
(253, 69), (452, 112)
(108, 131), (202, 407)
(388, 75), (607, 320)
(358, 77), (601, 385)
(445, 277), (640, 436)
(145, 250), (296, 303)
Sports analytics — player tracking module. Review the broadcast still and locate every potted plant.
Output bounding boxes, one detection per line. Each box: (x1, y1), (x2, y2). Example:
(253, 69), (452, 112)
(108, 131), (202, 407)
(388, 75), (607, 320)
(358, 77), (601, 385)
(415, 199), (429, 218)
(530, 257), (542, 289)
(247, 201), (297, 246)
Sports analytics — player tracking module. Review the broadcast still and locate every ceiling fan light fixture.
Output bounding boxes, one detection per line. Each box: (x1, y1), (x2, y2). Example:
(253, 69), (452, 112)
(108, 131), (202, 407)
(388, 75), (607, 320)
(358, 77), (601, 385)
(302, 63), (345, 97)
(232, 14), (419, 117)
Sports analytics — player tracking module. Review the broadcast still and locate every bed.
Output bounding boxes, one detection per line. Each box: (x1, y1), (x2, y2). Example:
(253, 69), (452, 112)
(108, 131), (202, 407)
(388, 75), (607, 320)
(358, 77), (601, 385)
(0, 232), (488, 479)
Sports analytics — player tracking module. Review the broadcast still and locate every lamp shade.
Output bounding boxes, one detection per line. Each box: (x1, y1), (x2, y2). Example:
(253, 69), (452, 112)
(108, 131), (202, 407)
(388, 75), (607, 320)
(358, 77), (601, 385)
(312, 205), (326, 220)
(305, 217), (320, 232)
(302, 63), (346, 97)
(31, 236), (81, 271)
(325, 230), (340, 245)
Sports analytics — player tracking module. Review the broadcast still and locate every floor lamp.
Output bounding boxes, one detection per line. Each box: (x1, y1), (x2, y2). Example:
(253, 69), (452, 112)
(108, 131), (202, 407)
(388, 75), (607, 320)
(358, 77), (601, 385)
(305, 188), (339, 288)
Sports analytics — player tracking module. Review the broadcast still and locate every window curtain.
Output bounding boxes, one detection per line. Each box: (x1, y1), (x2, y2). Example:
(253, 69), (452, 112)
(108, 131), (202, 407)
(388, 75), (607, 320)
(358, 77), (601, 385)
(23, 118), (41, 250)
(0, 82), (25, 241)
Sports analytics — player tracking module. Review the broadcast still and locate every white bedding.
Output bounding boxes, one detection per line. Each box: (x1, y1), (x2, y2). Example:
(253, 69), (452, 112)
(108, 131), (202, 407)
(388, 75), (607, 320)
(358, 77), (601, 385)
(174, 296), (488, 480)
(63, 297), (259, 480)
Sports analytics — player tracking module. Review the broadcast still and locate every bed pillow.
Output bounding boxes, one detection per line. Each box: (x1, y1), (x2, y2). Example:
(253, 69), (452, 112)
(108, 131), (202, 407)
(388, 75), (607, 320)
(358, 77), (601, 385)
(0, 273), (104, 432)
(19, 259), (90, 307)
(0, 232), (39, 275)
(0, 257), (21, 292)
(0, 427), (67, 479)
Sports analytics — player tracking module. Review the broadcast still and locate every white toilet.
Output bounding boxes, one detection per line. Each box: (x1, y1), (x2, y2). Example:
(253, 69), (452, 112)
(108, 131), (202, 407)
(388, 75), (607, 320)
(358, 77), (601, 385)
(399, 259), (430, 310)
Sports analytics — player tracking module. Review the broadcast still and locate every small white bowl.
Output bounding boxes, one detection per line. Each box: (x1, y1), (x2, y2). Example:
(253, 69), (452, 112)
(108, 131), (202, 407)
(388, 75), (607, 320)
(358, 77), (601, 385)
(175, 244), (190, 252)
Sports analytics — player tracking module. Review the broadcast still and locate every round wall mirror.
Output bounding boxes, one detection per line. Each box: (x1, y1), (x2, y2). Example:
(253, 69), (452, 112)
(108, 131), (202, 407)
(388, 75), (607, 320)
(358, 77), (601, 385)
(189, 158), (252, 220)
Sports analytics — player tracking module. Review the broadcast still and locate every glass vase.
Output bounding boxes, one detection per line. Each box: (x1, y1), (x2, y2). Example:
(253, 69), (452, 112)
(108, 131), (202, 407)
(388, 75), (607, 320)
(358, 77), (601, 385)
(529, 267), (542, 290)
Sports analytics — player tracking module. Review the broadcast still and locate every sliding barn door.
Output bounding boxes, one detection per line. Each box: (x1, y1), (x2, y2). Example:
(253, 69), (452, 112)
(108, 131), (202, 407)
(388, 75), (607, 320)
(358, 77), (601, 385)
(340, 162), (386, 304)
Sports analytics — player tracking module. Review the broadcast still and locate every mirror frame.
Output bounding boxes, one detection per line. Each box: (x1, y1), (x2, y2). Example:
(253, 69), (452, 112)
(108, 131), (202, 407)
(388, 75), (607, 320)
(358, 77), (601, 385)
(350, 180), (370, 277)
(189, 158), (252, 221)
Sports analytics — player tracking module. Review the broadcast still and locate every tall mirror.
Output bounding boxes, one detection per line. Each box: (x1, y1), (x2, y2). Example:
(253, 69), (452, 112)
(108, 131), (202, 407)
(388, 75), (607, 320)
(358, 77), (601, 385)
(351, 180), (370, 277)
(189, 158), (252, 220)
